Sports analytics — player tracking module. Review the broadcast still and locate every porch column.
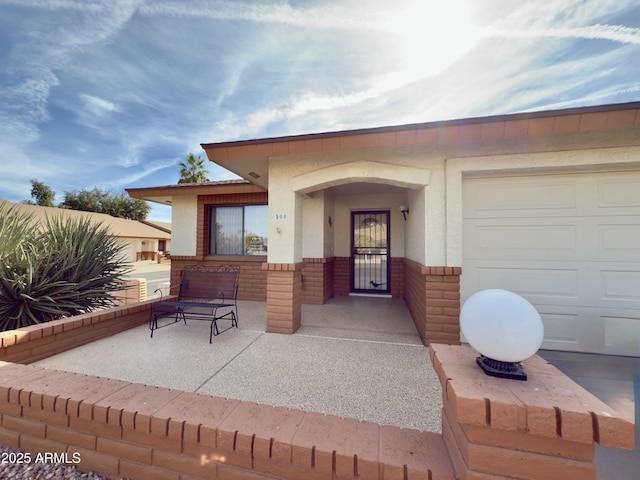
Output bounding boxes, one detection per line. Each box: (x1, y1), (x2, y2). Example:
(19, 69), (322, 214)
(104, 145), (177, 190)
(264, 263), (303, 334)
(265, 189), (303, 333)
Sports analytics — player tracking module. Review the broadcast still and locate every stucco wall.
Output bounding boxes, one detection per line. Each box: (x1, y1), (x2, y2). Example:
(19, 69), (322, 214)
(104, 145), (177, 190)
(269, 151), (433, 264)
(171, 196), (197, 256)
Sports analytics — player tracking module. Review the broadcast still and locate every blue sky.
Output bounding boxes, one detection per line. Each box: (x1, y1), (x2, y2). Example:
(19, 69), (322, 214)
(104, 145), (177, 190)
(1, 0), (640, 222)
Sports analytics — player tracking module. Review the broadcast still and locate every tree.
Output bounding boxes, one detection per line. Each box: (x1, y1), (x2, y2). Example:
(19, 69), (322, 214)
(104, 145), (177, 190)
(60, 187), (150, 220)
(178, 153), (209, 184)
(26, 179), (56, 206)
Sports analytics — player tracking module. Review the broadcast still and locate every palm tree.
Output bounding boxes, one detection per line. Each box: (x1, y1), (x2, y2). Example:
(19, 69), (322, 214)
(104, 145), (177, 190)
(178, 153), (210, 184)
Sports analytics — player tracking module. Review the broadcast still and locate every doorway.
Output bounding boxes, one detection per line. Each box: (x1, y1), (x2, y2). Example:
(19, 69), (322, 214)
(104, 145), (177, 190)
(351, 211), (390, 294)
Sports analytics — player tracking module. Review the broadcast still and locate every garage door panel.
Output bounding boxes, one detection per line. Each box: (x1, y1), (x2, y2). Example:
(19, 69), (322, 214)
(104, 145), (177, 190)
(538, 306), (609, 353)
(465, 264), (579, 299)
(599, 223), (640, 253)
(597, 176), (640, 208)
(538, 312), (579, 344)
(472, 224), (576, 252)
(462, 170), (640, 356)
(466, 218), (639, 262)
(466, 179), (577, 216)
(601, 269), (640, 299)
(604, 316), (640, 356)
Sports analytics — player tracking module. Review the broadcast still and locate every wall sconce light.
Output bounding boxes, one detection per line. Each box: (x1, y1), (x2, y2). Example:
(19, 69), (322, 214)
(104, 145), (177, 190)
(460, 289), (544, 381)
(399, 205), (409, 221)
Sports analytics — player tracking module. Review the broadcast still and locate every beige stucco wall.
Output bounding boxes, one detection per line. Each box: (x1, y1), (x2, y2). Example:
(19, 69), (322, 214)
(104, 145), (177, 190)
(171, 196), (197, 256)
(263, 141), (640, 267)
(269, 152), (433, 264)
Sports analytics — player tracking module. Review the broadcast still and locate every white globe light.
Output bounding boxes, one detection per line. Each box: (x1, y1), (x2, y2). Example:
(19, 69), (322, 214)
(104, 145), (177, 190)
(460, 289), (544, 363)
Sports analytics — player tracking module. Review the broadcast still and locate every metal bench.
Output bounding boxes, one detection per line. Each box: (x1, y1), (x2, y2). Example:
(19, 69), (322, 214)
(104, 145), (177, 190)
(149, 264), (239, 343)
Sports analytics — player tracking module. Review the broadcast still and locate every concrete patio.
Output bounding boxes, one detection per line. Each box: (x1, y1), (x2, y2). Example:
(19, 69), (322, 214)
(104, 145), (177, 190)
(34, 296), (444, 433)
(30, 295), (638, 478)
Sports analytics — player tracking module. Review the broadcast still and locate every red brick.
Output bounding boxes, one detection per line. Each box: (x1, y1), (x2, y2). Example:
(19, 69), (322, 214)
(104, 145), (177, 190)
(2, 414), (46, 438)
(121, 429), (182, 453)
(218, 402), (305, 463)
(119, 460), (180, 480)
(292, 412), (379, 476)
(73, 447), (120, 478)
(463, 423), (594, 461)
(152, 449), (218, 479)
(96, 436), (151, 464)
(46, 424), (96, 450)
(18, 433), (67, 456)
(0, 426), (20, 449)
(380, 426), (454, 480)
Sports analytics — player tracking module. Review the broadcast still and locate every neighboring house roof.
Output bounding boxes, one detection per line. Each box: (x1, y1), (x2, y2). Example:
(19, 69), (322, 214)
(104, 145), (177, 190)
(0, 199), (170, 240)
(141, 220), (171, 234)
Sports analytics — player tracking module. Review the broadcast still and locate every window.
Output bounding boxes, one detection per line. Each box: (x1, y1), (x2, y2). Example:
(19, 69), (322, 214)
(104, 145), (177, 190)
(210, 205), (268, 255)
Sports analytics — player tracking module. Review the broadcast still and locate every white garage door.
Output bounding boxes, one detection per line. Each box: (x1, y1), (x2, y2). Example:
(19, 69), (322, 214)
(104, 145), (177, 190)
(462, 171), (640, 356)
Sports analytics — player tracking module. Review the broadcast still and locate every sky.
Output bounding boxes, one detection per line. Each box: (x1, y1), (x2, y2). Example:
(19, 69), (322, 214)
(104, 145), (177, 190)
(1, 0), (640, 222)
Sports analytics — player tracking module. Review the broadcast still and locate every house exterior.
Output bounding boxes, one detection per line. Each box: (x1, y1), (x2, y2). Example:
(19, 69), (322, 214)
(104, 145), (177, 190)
(128, 102), (640, 357)
(0, 199), (171, 263)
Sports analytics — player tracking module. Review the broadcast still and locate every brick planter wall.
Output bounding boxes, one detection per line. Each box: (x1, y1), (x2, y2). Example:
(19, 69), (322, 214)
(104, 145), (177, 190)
(0, 301), (154, 365)
(0, 308), (633, 480)
(431, 344), (635, 480)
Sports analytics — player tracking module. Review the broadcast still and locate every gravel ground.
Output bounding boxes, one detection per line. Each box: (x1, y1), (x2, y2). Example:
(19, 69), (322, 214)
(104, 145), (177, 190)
(0, 446), (125, 480)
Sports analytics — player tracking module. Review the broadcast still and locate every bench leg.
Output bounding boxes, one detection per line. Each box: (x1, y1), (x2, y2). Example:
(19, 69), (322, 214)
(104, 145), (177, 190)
(209, 320), (217, 344)
(149, 313), (156, 338)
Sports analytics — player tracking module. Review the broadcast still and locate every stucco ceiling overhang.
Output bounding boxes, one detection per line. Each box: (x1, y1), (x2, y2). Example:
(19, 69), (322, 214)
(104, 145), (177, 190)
(200, 102), (640, 189)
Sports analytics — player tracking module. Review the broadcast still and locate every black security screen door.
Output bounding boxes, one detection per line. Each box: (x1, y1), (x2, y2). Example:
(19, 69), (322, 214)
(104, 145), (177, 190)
(351, 211), (390, 294)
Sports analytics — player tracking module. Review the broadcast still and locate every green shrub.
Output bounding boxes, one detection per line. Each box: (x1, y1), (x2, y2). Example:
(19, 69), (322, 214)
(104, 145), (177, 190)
(0, 203), (132, 331)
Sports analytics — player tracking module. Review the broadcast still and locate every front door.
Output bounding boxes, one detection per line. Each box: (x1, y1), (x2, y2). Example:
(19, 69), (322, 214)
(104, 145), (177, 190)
(351, 211), (390, 294)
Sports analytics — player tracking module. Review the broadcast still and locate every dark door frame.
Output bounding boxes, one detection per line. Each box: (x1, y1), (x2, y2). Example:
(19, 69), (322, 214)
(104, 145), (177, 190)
(350, 210), (391, 294)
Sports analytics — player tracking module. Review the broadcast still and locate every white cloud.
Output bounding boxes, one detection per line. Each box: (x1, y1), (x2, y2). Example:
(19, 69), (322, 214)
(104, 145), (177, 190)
(488, 23), (640, 45)
(80, 93), (120, 116)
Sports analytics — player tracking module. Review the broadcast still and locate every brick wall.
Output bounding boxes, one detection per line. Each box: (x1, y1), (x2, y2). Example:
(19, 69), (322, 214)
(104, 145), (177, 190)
(333, 257), (350, 296)
(170, 257), (267, 301)
(403, 260), (461, 346)
(0, 302), (154, 365)
(390, 257), (405, 298)
(302, 258), (334, 304)
(0, 307), (633, 480)
(404, 258), (427, 341)
(431, 344), (635, 480)
(0, 361), (454, 480)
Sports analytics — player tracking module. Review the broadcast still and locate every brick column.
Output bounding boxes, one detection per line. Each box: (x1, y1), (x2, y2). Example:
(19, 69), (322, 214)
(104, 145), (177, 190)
(404, 261), (461, 345)
(264, 263), (303, 334)
(431, 344), (635, 480)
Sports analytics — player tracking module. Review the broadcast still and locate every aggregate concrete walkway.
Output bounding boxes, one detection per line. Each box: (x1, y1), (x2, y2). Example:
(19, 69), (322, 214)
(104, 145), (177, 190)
(34, 296), (444, 433)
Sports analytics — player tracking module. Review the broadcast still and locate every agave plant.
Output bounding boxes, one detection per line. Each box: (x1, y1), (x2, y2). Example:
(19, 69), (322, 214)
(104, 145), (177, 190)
(0, 204), (132, 331)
